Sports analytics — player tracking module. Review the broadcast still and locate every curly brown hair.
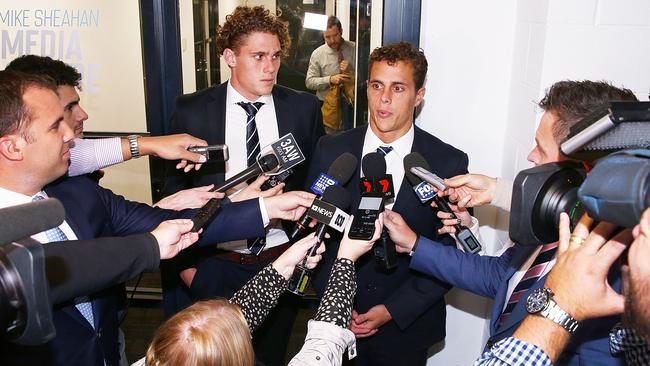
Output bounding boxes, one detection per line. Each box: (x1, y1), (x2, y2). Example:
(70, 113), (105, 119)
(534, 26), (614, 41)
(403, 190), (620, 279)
(538, 80), (638, 142)
(369, 42), (428, 89)
(215, 6), (291, 58)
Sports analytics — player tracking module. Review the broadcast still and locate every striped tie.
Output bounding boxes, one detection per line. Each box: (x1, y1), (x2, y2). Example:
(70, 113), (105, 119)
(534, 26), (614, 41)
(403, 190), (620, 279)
(32, 195), (96, 329)
(376, 145), (393, 156)
(499, 242), (558, 325)
(237, 101), (265, 167)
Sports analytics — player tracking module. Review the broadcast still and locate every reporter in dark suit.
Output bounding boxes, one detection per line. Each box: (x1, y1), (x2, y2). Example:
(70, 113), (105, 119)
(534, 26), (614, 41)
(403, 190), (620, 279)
(306, 43), (469, 365)
(162, 6), (324, 365)
(0, 70), (314, 366)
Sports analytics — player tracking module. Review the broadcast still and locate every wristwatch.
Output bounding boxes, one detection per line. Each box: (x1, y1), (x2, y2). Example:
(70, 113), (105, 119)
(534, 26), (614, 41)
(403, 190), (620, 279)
(127, 134), (141, 159)
(525, 288), (579, 334)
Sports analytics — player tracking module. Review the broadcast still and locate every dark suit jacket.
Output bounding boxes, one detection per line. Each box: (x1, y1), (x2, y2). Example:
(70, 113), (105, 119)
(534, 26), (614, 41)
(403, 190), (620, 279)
(410, 238), (624, 365)
(163, 81), (324, 196)
(306, 125), (469, 352)
(0, 176), (264, 366)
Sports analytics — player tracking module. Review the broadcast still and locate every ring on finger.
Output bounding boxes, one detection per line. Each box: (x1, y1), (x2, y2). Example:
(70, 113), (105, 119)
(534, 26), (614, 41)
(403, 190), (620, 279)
(569, 234), (586, 246)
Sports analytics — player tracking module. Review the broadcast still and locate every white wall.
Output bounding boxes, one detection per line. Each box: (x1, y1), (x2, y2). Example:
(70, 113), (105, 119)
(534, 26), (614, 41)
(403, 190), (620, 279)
(418, 0), (650, 364)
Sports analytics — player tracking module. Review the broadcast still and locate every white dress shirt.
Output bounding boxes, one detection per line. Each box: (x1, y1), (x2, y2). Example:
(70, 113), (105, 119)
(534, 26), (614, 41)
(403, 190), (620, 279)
(361, 125), (415, 209)
(219, 81), (286, 253)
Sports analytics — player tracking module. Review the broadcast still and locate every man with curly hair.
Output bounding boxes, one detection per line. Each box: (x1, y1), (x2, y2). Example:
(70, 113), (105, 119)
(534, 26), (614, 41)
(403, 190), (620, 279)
(162, 5), (324, 366)
(306, 42), (469, 365)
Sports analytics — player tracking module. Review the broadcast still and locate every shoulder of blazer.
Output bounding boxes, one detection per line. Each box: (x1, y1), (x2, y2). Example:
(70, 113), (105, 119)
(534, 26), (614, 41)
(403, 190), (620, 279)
(320, 124), (367, 146)
(414, 125), (467, 160)
(272, 84), (319, 105)
(175, 82), (228, 110)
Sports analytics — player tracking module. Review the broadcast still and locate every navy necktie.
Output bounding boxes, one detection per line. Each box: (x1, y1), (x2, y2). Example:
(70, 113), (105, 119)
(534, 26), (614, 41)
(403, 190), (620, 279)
(376, 145), (394, 156)
(237, 101), (265, 167)
(32, 194), (96, 329)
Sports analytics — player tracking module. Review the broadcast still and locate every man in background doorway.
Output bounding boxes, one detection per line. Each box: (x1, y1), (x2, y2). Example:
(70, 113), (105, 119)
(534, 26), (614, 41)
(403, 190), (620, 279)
(306, 15), (356, 133)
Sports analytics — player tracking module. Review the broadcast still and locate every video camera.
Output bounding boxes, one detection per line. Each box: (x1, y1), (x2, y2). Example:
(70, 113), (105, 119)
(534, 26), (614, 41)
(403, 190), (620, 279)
(0, 199), (65, 345)
(509, 101), (650, 246)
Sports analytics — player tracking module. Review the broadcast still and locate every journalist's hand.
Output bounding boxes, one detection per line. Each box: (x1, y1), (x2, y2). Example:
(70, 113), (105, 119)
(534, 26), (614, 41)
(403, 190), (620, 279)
(230, 175), (284, 203)
(272, 233), (325, 279)
(383, 209), (417, 253)
(138, 134), (208, 172)
(442, 173), (497, 208)
(430, 200), (472, 234)
(151, 219), (200, 259)
(154, 185), (223, 210)
(338, 214), (383, 262)
(264, 191), (316, 221)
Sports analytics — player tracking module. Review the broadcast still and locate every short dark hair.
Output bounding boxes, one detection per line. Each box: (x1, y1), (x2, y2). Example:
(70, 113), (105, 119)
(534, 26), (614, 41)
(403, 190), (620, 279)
(538, 80), (638, 142)
(0, 70), (57, 139)
(216, 6), (290, 58)
(369, 42), (428, 90)
(6, 55), (82, 89)
(326, 16), (342, 31)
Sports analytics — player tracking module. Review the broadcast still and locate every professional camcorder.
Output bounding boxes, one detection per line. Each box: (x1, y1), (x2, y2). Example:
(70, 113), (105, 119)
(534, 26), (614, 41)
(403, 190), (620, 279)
(0, 199), (65, 345)
(510, 101), (650, 246)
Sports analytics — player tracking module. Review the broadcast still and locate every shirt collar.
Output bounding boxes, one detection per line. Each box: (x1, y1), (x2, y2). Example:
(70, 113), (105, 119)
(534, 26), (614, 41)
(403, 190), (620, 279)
(0, 187), (48, 210)
(226, 80), (273, 106)
(362, 123), (415, 159)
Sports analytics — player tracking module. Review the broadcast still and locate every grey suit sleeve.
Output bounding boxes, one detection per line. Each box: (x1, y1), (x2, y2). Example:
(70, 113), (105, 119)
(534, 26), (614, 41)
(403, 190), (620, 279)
(68, 137), (124, 176)
(44, 233), (159, 305)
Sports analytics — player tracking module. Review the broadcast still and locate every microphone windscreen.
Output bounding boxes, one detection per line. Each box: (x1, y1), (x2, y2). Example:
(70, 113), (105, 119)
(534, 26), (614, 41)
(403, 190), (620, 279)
(403, 152), (431, 186)
(362, 152), (386, 178)
(327, 153), (358, 185)
(321, 185), (351, 211)
(259, 153), (280, 172)
(0, 198), (66, 245)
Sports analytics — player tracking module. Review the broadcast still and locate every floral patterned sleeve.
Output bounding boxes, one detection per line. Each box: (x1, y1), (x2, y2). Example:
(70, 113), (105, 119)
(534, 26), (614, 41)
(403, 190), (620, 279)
(230, 264), (288, 332)
(315, 258), (356, 328)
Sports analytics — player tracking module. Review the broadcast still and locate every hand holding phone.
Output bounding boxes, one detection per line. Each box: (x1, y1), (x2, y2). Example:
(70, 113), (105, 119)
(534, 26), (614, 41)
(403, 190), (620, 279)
(187, 145), (229, 162)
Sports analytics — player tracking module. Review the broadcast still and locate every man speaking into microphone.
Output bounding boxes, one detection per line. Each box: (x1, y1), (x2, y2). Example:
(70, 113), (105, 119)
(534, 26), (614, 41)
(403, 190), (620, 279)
(305, 42), (469, 365)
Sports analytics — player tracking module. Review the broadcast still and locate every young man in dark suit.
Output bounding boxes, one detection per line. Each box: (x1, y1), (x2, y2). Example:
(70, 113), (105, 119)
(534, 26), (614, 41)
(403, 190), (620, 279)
(162, 6), (324, 365)
(0, 70), (314, 366)
(305, 42), (469, 365)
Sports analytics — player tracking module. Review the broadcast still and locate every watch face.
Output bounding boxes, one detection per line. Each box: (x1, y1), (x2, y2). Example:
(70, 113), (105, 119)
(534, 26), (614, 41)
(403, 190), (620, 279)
(525, 289), (549, 314)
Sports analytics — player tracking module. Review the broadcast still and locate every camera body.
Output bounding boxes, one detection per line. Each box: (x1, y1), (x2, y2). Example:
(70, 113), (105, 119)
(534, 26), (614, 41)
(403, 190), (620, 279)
(509, 102), (650, 246)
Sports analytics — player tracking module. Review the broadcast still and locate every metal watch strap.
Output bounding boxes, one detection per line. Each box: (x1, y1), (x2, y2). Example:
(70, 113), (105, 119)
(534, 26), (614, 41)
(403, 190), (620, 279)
(127, 135), (141, 159)
(540, 297), (579, 333)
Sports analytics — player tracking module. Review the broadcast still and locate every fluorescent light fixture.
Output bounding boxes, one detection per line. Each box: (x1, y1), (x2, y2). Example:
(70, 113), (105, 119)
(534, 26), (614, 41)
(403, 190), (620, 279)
(303, 12), (328, 31)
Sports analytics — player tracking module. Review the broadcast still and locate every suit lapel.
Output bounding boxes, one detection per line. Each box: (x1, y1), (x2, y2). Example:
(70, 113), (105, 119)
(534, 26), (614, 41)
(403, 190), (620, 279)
(207, 84), (227, 145)
(272, 87), (293, 137)
(348, 126), (368, 208)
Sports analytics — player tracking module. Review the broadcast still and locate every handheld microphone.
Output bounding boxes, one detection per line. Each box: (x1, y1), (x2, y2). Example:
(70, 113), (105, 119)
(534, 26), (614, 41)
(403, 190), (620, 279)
(0, 199), (65, 245)
(191, 153), (280, 232)
(288, 185), (351, 296)
(290, 152), (357, 240)
(404, 152), (482, 254)
(360, 152), (397, 270)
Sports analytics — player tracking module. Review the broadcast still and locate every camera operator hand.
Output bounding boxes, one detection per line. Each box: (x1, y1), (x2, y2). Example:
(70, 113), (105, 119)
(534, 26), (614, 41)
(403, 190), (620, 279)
(263, 191), (316, 221)
(545, 213), (631, 322)
(441, 173), (497, 208)
(151, 219), (201, 259)
(510, 213), (633, 363)
(230, 174), (285, 203)
(272, 233), (325, 279)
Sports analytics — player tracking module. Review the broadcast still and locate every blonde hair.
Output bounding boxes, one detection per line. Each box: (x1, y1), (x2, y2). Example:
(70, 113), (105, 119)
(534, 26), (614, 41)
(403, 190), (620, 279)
(145, 299), (255, 366)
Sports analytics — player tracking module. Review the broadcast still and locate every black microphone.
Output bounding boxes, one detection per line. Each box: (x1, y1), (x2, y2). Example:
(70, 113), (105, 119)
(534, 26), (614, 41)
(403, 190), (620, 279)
(403, 152), (482, 254)
(191, 153), (280, 232)
(288, 185), (351, 296)
(0, 199), (65, 245)
(361, 152), (397, 270)
(290, 152), (357, 240)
